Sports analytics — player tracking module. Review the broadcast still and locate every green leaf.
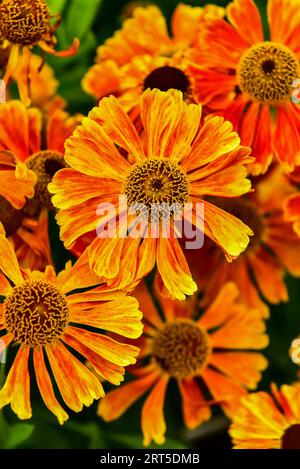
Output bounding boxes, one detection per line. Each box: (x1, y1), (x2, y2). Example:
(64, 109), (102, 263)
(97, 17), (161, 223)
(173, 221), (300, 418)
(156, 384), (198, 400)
(66, 421), (106, 449)
(5, 423), (34, 449)
(47, 0), (68, 15)
(65, 0), (103, 40)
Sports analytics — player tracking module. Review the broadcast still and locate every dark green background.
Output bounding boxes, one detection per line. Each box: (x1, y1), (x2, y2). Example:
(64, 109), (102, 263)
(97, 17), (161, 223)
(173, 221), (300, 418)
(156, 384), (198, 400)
(1, 0), (299, 449)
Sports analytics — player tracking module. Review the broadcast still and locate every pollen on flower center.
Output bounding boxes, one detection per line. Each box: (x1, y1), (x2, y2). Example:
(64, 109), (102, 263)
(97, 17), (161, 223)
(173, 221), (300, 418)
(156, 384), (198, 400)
(0, 0), (50, 46)
(143, 66), (191, 95)
(214, 198), (264, 250)
(124, 158), (189, 221)
(25, 150), (66, 216)
(4, 280), (69, 347)
(237, 42), (299, 103)
(152, 319), (210, 379)
(281, 424), (300, 449)
(0, 196), (24, 236)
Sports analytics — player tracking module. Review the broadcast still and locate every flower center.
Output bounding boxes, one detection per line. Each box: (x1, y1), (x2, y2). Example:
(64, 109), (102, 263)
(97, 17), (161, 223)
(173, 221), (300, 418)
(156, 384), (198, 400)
(0, 0), (50, 46)
(25, 150), (66, 217)
(214, 198), (264, 250)
(152, 319), (210, 379)
(143, 66), (191, 95)
(282, 424), (300, 449)
(4, 280), (69, 347)
(124, 158), (189, 221)
(238, 42), (299, 103)
(0, 196), (24, 236)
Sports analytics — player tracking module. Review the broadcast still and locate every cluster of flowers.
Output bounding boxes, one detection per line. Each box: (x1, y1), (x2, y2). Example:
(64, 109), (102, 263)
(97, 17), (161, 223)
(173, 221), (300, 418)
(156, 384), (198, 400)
(1, 0), (300, 449)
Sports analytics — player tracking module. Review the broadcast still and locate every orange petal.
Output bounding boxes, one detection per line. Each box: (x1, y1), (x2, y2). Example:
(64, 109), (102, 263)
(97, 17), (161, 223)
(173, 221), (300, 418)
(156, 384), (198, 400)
(249, 108), (273, 175)
(99, 370), (160, 421)
(202, 200), (253, 259)
(209, 310), (269, 350)
(249, 248), (288, 304)
(89, 96), (144, 162)
(39, 38), (80, 57)
(0, 235), (24, 285)
(157, 235), (197, 301)
(50, 168), (121, 210)
(0, 101), (42, 161)
(46, 341), (104, 412)
(178, 378), (211, 430)
(141, 89), (183, 158)
(274, 104), (300, 172)
(210, 352), (268, 390)
(182, 116), (240, 172)
(65, 326), (139, 367)
(82, 60), (122, 99)
(284, 194), (300, 236)
(98, 6), (171, 66)
(62, 332), (125, 385)
(190, 165), (251, 198)
(141, 376), (169, 446)
(69, 296), (143, 339)
(199, 282), (239, 330)
(268, 0), (300, 44)
(0, 162), (37, 209)
(227, 0), (264, 45)
(33, 347), (69, 424)
(133, 282), (164, 330)
(46, 108), (81, 154)
(0, 346), (31, 420)
(65, 118), (131, 180)
(202, 367), (246, 417)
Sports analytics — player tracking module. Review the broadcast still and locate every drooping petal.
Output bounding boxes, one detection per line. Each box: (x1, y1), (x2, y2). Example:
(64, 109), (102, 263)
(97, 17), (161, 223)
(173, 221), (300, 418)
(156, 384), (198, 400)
(46, 341), (104, 412)
(141, 376), (169, 446)
(33, 347), (69, 425)
(156, 235), (197, 301)
(0, 346), (31, 420)
(178, 378), (211, 430)
(98, 370), (160, 421)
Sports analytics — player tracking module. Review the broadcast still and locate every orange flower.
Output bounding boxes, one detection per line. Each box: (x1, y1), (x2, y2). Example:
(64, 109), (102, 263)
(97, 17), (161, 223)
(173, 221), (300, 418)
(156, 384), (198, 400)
(0, 0), (79, 106)
(188, 0), (300, 174)
(229, 384), (300, 449)
(188, 166), (300, 317)
(0, 100), (81, 269)
(98, 282), (268, 446)
(49, 89), (254, 300)
(82, 4), (224, 109)
(0, 234), (142, 423)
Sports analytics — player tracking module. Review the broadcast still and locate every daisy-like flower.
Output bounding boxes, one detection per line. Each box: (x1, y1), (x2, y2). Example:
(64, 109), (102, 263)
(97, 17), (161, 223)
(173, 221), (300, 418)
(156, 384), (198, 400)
(188, 0), (300, 174)
(0, 0), (79, 106)
(188, 166), (300, 318)
(0, 100), (81, 269)
(0, 235), (142, 423)
(49, 89), (254, 300)
(229, 384), (300, 449)
(82, 4), (224, 109)
(98, 282), (268, 446)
